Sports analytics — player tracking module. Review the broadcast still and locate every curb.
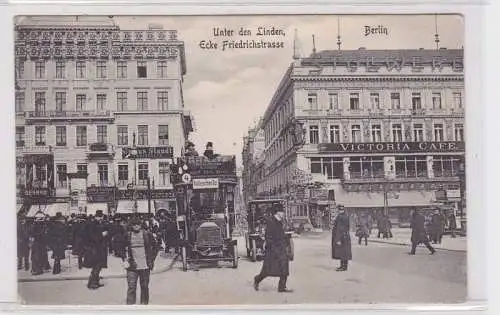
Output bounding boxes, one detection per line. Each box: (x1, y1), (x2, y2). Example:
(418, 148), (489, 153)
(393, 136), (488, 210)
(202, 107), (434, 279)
(369, 239), (467, 253)
(18, 254), (181, 283)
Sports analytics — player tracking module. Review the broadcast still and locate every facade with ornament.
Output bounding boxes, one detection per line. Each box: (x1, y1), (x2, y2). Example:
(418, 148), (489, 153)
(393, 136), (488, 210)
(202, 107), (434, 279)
(15, 16), (194, 217)
(245, 47), (465, 228)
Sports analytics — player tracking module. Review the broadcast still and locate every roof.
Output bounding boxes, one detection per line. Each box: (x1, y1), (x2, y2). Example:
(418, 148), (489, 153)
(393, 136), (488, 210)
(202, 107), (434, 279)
(15, 16), (119, 30)
(301, 48), (463, 65)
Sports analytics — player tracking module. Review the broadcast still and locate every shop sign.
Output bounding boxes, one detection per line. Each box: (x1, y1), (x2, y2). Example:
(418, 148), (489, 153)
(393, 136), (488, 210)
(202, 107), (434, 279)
(23, 187), (54, 198)
(178, 156), (236, 177)
(192, 178), (219, 190)
(87, 186), (117, 202)
(118, 189), (176, 200)
(446, 189), (461, 199)
(122, 146), (173, 159)
(310, 189), (329, 200)
(318, 141), (465, 154)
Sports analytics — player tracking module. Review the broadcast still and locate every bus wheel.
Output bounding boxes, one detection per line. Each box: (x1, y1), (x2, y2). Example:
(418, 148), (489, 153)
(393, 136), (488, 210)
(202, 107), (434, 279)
(251, 239), (257, 262)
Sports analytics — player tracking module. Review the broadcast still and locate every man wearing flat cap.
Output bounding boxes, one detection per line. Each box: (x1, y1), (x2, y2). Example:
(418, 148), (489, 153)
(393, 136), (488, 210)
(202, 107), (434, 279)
(253, 204), (292, 293)
(123, 216), (155, 305)
(83, 210), (109, 289)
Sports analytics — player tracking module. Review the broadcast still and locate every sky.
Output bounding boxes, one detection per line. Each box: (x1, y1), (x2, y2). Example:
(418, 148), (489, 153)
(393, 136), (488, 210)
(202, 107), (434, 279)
(113, 15), (464, 167)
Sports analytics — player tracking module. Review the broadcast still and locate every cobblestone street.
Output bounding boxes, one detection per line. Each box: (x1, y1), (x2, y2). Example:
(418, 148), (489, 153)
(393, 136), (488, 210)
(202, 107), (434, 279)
(18, 233), (467, 305)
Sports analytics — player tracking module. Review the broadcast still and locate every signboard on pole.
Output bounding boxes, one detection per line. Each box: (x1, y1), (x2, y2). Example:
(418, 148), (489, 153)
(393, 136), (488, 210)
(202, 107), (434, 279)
(192, 178), (219, 190)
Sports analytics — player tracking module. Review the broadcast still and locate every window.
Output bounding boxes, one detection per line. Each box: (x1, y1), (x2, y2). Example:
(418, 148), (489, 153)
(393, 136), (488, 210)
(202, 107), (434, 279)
(137, 91), (148, 111)
(307, 93), (318, 110)
(309, 125), (319, 144)
(138, 125), (148, 146)
(370, 93), (380, 109)
(391, 92), (401, 109)
(17, 60), (24, 79)
(138, 163), (149, 185)
(310, 157), (344, 180)
(412, 92), (422, 110)
(34, 164), (47, 185)
(76, 61), (86, 78)
(35, 126), (46, 146)
(395, 156), (428, 178)
(433, 155), (461, 177)
(351, 125), (361, 143)
(117, 61), (127, 79)
(117, 125), (128, 145)
(328, 93), (338, 110)
(157, 91), (168, 110)
(76, 94), (86, 111)
(392, 124), (403, 142)
(137, 61), (147, 78)
(453, 92), (463, 109)
(350, 156), (385, 179)
(98, 164), (108, 186)
(16, 127), (25, 147)
(157, 61), (167, 78)
(55, 61), (65, 79)
(77, 164), (87, 176)
(350, 93), (360, 110)
(432, 92), (442, 109)
(15, 92), (24, 112)
(56, 164), (67, 188)
(158, 125), (169, 145)
(97, 125), (107, 143)
(455, 123), (464, 141)
(76, 126), (87, 146)
(35, 92), (46, 114)
(117, 91), (127, 111)
(371, 125), (382, 142)
(118, 164), (128, 186)
(96, 60), (107, 78)
(434, 123), (444, 141)
(413, 123), (424, 141)
(56, 126), (66, 146)
(329, 125), (340, 143)
(35, 61), (45, 79)
(159, 162), (170, 186)
(96, 94), (107, 111)
(55, 92), (66, 112)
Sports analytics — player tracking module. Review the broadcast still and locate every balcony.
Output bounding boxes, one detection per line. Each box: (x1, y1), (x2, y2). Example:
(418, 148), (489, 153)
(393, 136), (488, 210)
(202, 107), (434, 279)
(87, 143), (115, 158)
(24, 110), (114, 122)
(16, 145), (53, 156)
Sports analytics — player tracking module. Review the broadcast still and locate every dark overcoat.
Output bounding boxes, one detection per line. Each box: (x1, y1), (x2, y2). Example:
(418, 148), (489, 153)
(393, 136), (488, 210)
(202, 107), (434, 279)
(48, 219), (67, 260)
(331, 212), (352, 260)
(431, 213), (445, 234)
(356, 217), (370, 238)
(17, 220), (30, 257)
(125, 230), (156, 270)
(448, 214), (457, 229)
(72, 220), (86, 256)
(410, 213), (429, 244)
(260, 216), (289, 277)
(83, 221), (108, 269)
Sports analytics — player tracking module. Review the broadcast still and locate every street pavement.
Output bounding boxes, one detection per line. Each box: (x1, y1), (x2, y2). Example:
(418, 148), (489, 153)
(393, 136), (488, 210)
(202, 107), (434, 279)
(18, 232), (466, 305)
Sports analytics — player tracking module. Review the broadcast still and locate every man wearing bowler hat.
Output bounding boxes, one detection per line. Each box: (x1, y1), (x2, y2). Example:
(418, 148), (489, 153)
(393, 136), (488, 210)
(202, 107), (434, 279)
(83, 209), (108, 289)
(253, 204), (292, 293)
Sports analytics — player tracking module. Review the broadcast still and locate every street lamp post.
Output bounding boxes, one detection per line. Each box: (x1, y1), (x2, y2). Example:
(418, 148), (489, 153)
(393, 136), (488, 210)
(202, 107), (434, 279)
(131, 132), (138, 213)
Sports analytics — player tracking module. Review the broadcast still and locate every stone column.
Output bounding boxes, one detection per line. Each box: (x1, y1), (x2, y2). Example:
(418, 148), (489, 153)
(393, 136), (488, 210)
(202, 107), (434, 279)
(427, 155), (434, 178)
(343, 157), (351, 180)
(384, 156), (396, 179)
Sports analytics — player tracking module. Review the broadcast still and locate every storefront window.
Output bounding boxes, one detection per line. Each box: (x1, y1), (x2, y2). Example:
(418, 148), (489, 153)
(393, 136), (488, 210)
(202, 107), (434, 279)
(349, 156), (384, 179)
(432, 155), (461, 177)
(395, 156), (428, 178)
(310, 157), (343, 179)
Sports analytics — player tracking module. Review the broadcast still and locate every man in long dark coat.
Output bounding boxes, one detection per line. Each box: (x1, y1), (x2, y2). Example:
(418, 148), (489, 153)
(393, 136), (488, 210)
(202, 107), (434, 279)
(83, 210), (108, 289)
(331, 205), (352, 271)
(29, 213), (47, 275)
(17, 216), (30, 271)
(72, 215), (87, 269)
(409, 210), (436, 255)
(48, 212), (67, 274)
(253, 205), (292, 293)
(430, 209), (445, 244)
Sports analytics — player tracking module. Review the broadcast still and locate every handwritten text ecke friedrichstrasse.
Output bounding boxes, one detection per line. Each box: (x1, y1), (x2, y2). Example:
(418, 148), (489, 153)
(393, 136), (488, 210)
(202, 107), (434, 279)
(198, 26), (286, 51)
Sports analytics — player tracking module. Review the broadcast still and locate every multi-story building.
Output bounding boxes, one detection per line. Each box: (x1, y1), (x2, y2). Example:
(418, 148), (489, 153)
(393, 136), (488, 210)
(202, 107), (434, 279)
(251, 47), (465, 226)
(241, 123), (265, 205)
(15, 16), (193, 216)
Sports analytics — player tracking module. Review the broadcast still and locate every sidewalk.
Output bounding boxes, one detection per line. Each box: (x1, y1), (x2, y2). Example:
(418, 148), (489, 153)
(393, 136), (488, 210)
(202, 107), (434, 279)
(18, 250), (179, 282)
(368, 228), (467, 252)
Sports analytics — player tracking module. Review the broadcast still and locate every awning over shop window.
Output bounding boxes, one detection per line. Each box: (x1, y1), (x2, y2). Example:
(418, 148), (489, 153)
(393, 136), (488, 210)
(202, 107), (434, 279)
(26, 203), (70, 217)
(86, 203), (109, 216)
(335, 190), (435, 208)
(154, 199), (176, 212)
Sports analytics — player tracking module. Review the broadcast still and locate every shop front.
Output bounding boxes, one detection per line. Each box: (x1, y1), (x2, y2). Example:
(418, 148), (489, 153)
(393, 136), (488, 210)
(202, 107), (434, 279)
(116, 188), (176, 215)
(86, 186), (117, 215)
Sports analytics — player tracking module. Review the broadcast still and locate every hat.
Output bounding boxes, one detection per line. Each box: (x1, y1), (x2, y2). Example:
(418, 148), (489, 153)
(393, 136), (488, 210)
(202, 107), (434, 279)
(271, 204), (284, 214)
(206, 142), (213, 147)
(186, 141), (195, 147)
(95, 210), (104, 217)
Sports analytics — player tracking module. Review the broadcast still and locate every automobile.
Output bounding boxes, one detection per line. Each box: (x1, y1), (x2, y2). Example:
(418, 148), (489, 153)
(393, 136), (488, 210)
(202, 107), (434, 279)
(245, 199), (294, 262)
(170, 155), (239, 271)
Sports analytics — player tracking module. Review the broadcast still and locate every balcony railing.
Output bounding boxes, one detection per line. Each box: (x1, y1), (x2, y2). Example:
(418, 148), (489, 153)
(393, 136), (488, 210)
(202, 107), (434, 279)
(24, 110), (113, 119)
(16, 145), (53, 155)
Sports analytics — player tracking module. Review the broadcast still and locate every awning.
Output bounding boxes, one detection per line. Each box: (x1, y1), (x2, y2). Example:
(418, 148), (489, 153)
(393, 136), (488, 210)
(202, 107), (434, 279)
(335, 190), (435, 208)
(86, 203), (109, 216)
(26, 203), (70, 217)
(116, 200), (153, 214)
(154, 199), (176, 212)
